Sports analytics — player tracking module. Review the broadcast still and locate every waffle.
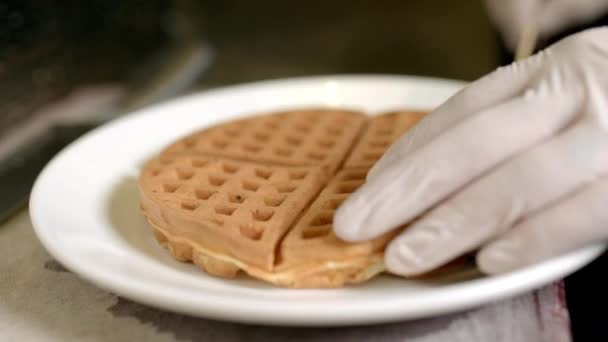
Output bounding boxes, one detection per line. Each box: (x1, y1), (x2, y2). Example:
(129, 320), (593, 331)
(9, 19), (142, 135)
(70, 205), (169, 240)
(139, 108), (437, 288)
(139, 155), (325, 272)
(344, 110), (426, 168)
(161, 108), (366, 177)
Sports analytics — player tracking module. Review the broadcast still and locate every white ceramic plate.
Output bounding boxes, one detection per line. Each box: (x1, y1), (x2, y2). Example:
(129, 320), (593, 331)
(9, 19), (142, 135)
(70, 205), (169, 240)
(30, 75), (606, 326)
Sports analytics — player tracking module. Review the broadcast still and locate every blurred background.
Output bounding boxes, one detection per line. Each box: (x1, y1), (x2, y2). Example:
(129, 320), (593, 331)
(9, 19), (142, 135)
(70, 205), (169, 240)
(0, 0), (500, 220)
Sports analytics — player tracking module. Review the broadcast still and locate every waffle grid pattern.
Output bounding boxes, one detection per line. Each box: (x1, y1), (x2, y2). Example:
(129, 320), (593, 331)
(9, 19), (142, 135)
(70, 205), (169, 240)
(161, 109), (366, 175)
(143, 155), (324, 243)
(140, 109), (427, 281)
(345, 110), (425, 168)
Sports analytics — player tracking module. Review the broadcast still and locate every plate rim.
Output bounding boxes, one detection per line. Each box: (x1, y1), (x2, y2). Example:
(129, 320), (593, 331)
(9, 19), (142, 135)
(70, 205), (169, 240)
(29, 74), (607, 326)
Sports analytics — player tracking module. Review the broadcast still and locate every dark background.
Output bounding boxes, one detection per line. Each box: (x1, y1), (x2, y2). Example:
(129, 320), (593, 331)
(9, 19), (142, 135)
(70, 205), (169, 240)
(0, 0), (498, 136)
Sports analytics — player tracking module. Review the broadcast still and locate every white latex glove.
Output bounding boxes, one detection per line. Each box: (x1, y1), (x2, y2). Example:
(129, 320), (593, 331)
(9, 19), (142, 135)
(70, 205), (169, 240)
(484, 0), (608, 51)
(334, 28), (608, 276)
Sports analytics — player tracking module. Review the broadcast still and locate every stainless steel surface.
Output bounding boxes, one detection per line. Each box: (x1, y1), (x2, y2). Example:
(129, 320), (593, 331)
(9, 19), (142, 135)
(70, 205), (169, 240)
(0, 42), (213, 223)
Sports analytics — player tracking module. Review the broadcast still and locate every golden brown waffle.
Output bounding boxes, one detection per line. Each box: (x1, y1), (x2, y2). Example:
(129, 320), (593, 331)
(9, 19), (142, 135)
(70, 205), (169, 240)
(344, 110), (426, 168)
(279, 168), (396, 269)
(139, 155), (325, 272)
(139, 108), (434, 288)
(161, 108), (366, 176)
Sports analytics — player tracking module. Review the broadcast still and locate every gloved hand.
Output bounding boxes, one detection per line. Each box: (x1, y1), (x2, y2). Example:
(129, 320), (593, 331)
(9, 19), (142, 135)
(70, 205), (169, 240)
(484, 0), (608, 51)
(334, 28), (608, 276)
